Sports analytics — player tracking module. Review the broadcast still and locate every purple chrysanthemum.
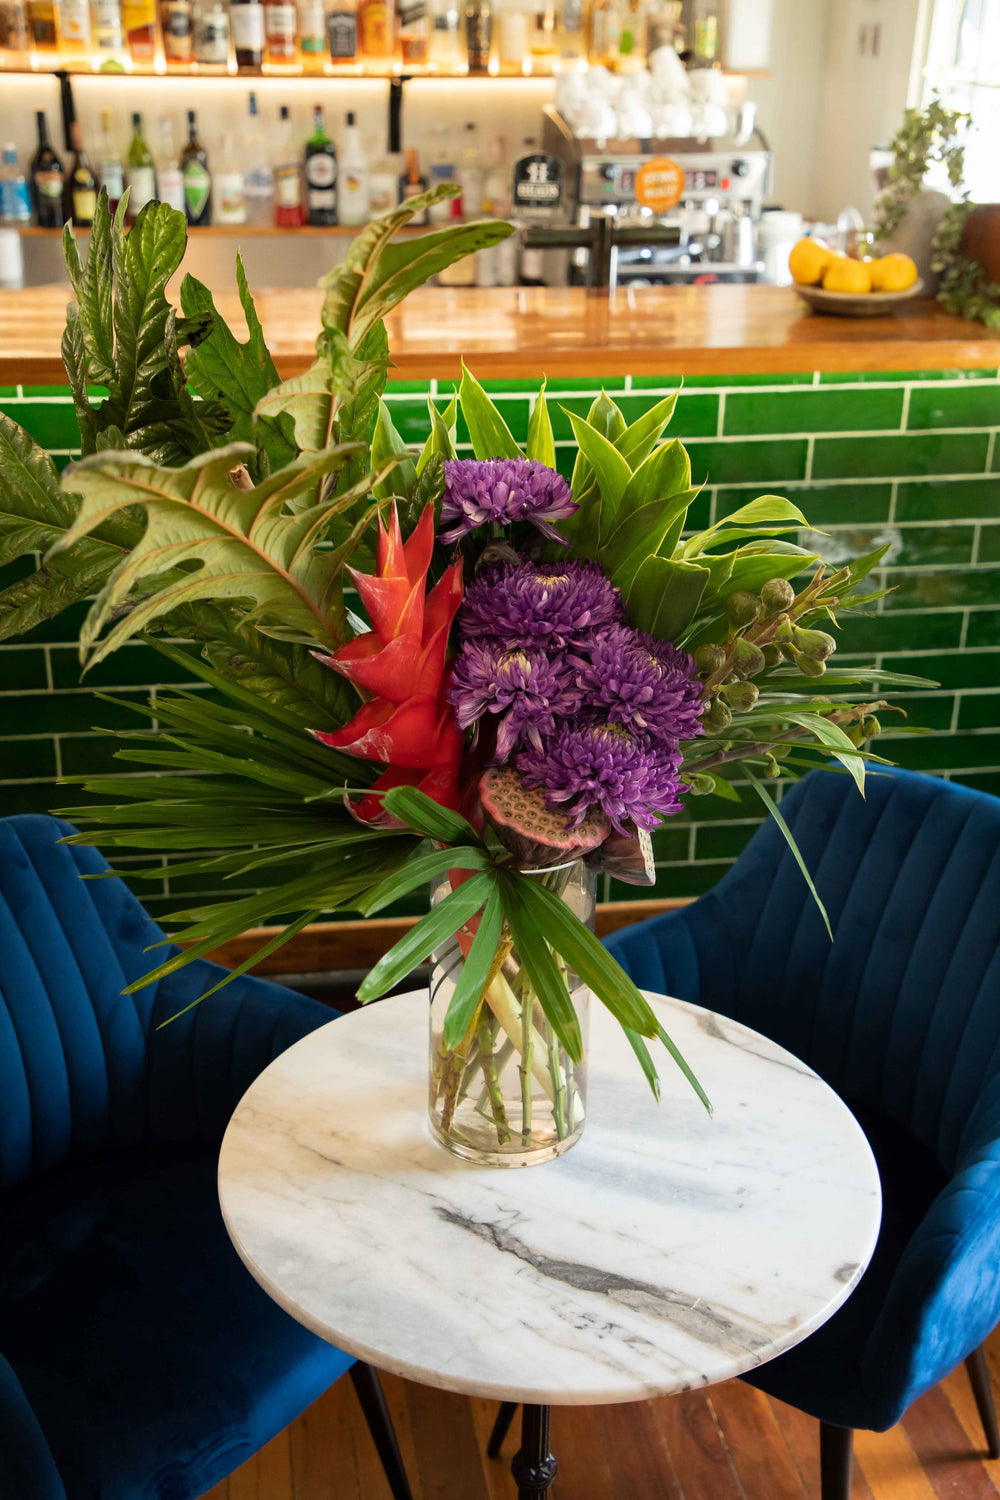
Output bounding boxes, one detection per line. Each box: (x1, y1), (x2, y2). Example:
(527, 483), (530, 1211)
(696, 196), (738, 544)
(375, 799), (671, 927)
(516, 722), (685, 835)
(447, 641), (583, 759)
(459, 559), (625, 650)
(439, 458), (578, 545)
(578, 626), (705, 745)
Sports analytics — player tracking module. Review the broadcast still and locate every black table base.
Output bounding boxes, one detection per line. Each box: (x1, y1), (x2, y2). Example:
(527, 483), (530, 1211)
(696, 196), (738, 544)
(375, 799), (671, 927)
(491, 1403), (557, 1500)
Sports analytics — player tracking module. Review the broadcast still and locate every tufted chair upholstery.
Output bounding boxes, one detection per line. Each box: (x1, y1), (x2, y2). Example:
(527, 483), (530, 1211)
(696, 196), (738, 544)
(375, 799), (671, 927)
(605, 766), (1000, 1437)
(0, 815), (355, 1500)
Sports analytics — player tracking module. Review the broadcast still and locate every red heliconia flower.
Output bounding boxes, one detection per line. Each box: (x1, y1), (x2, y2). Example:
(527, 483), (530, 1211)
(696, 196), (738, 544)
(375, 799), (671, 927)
(312, 504), (464, 828)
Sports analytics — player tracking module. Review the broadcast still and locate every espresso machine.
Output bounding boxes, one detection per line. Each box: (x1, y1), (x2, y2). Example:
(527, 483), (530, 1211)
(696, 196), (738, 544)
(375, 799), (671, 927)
(524, 105), (772, 288)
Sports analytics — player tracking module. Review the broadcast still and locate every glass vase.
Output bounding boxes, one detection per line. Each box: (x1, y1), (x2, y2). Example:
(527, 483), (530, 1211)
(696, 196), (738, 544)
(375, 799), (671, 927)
(428, 861), (595, 1167)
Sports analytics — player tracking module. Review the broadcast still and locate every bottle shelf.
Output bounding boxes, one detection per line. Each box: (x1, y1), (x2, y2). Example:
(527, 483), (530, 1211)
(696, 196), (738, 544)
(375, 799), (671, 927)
(14, 221), (429, 234)
(0, 59), (554, 80)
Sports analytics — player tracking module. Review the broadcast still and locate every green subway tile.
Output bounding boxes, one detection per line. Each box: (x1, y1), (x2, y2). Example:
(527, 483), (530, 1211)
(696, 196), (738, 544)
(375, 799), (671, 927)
(724, 387), (903, 436)
(883, 568), (1000, 610)
(694, 824), (757, 861)
(835, 610), (964, 654)
(893, 526), (976, 567)
(0, 781), (60, 816)
(0, 401), (81, 451)
(549, 395), (609, 442)
(379, 398), (431, 444)
(58, 735), (129, 776)
(820, 369), (997, 383)
(50, 644), (198, 690)
(890, 651), (999, 689)
(650, 826), (689, 862)
(484, 377), (626, 393)
(685, 438), (808, 485)
(654, 862), (733, 897)
(958, 695), (1000, 730)
(632, 373), (815, 389)
(382, 379), (431, 394)
(0, 386), (19, 396)
(895, 477), (1000, 520)
(8, 601), (90, 647)
(617, 392), (718, 438)
(888, 733), (1000, 773)
(20, 385), (77, 397)
(0, 739), (57, 779)
(907, 384), (1000, 430)
(682, 492), (712, 531)
(0, 649), (48, 690)
(968, 613), (1000, 648)
(7, 690), (146, 736)
(717, 482), (891, 526)
(813, 432), (990, 480)
(950, 771), (1000, 797)
(980, 526), (1000, 563)
(880, 693), (954, 730)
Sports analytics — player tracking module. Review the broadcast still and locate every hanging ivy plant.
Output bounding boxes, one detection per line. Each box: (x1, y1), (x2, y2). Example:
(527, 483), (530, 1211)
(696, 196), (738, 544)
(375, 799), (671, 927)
(873, 95), (1000, 331)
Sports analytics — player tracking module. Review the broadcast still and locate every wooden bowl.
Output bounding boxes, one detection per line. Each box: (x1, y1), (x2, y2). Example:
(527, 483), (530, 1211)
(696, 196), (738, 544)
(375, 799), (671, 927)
(793, 278), (925, 317)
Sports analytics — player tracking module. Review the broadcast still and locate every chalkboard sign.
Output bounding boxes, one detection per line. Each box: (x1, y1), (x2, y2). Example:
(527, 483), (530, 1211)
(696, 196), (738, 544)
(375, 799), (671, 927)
(512, 153), (564, 212)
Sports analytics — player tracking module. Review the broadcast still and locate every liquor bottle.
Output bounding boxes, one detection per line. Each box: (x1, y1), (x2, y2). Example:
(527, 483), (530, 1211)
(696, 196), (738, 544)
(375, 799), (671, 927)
(0, 144), (32, 225)
(304, 103), (336, 225)
(232, 0), (265, 67)
(214, 132), (247, 223)
(91, 0), (124, 54)
(337, 110), (369, 225)
(59, 0), (92, 49)
(0, 0), (31, 53)
(496, 0), (526, 72)
(264, 0), (297, 63)
(691, 0), (718, 63)
(617, 0), (644, 68)
(156, 115), (185, 211)
(160, 0), (193, 61)
(464, 0), (490, 70)
(455, 119), (482, 218)
(65, 120), (98, 226)
(428, 0), (461, 68)
(326, 0), (356, 60)
(555, 0), (582, 60)
(397, 0), (427, 63)
(427, 126), (454, 222)
(192, 0), (228, 62)
(94, 109), (124, 213)
(528, 0), (555, 69)
(244, 92), (274, 225)
(26, 0), (58, 50)
(181, 108), (211, 224)
(398, 146), (427, 221)
(125, 113), (156, 219)
(585, 0), (619, 66)
(273, 103), (302, 226)
(122, 0), (157, 60)
(359, 0), (392, 59)
(30, 113), (64, 228)
(296, 0), (323, 64)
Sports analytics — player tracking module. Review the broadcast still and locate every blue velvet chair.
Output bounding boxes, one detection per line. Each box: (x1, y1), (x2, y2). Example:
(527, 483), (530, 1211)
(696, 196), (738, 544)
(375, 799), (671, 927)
(0, 813), (412, 1500)
(603, 765), (1000, 1500)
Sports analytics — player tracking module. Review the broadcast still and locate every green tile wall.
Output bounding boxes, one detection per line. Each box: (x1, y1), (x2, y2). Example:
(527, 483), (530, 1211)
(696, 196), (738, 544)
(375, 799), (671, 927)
(1, 367), (998, 920)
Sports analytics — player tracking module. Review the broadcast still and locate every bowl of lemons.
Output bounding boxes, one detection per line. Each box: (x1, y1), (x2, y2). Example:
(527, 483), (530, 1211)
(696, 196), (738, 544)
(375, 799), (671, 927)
(788, 238), (922, 315)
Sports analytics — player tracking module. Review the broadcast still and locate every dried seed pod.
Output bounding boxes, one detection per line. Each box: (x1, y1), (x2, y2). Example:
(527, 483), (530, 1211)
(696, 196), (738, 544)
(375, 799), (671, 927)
(793, 627), (836, 662)
(694, 643), (726, 677)
(727, 590), (761, 628)
(723, 681), (759, 712)
(731, 636), (766, 679)
(793, 651), (826, 678)
(863, 716), (882, 737)
(685, 773), (717, 796)
(706, 696), (733, 731)
(762, 644), (783, 667)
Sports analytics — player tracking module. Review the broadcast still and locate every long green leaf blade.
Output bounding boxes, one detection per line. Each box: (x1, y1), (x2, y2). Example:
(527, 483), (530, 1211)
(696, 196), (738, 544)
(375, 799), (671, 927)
(357, 874), (494, 1000)
(745, 765), (833, 940)
(442, 885), (504, 1049)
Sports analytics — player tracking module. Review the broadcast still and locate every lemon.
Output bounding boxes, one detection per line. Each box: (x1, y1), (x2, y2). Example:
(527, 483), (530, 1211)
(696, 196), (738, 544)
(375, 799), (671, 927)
(871, 252), (918, 292)
(822, 257), (873, 294)
(789, 238), (832, 285)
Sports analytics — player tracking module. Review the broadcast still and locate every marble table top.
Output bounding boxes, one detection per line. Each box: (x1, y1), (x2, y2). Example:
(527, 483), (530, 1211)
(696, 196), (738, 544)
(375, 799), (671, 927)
(218, 990), (881, 1406)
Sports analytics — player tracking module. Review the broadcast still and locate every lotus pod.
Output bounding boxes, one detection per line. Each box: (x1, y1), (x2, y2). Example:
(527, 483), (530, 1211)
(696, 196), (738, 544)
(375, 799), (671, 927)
(479, 767), (610, 867)
(586, 827), (655, 886)
(728, 590), (760, 628)
(761, 577), (795, 614)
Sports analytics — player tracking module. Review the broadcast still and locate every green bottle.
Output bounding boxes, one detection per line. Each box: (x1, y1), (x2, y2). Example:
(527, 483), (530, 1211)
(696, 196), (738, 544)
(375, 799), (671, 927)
(125, 111), (156, 221)
(181, 108), (212, 227)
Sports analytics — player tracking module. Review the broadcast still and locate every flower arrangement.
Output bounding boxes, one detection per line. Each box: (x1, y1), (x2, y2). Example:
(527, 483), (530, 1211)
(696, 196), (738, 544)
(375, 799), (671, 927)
(0, 187), (935, 1163)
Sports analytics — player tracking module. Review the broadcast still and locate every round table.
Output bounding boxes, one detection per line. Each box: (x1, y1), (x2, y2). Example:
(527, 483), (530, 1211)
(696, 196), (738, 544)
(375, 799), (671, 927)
(218, 990), (882, 1498)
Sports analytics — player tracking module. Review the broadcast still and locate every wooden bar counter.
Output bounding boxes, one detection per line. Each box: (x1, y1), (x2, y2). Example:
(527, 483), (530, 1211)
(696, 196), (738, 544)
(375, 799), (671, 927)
(1, 284), (997, 386)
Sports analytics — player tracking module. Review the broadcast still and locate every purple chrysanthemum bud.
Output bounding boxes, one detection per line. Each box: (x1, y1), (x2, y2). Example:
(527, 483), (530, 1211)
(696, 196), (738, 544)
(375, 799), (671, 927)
(515, 721), (685, 836)
(439, 457), (578, 544)
(577, 625), (705, 746)
(447, 640), (583, 760)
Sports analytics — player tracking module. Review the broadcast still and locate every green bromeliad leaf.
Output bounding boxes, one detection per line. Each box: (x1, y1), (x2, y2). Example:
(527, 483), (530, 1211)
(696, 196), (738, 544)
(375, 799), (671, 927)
(459, 365), (522, 459)
(51, 441), (375, 663)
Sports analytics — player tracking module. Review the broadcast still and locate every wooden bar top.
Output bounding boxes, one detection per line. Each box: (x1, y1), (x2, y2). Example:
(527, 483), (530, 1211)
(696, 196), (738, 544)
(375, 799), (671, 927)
(1, 284), (997, 386)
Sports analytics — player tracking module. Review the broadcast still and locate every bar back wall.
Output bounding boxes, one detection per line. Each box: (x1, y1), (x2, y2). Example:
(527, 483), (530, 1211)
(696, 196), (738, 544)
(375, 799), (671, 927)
(2, 365), (998, 918)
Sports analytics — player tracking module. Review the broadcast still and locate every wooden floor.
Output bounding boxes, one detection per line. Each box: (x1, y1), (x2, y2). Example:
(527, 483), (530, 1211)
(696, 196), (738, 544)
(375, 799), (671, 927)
(203, 1326), (1000, 1500)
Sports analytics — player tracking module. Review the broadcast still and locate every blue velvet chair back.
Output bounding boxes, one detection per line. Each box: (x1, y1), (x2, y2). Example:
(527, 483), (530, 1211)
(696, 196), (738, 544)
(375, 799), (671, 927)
(607, 768), (1000, 1175)
(0, 814), (323, 1189)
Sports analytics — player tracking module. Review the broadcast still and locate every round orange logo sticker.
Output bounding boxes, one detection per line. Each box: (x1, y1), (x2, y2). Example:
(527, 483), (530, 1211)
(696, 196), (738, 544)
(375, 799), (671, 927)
(634, 156), (685, 214)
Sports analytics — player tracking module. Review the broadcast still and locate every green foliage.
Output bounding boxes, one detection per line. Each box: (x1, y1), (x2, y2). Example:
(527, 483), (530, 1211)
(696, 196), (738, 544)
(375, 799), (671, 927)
(53, 441), (377, 664)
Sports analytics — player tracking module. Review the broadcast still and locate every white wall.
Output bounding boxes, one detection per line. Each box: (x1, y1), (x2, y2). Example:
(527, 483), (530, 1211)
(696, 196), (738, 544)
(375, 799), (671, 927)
(744, 0), (831, 219)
